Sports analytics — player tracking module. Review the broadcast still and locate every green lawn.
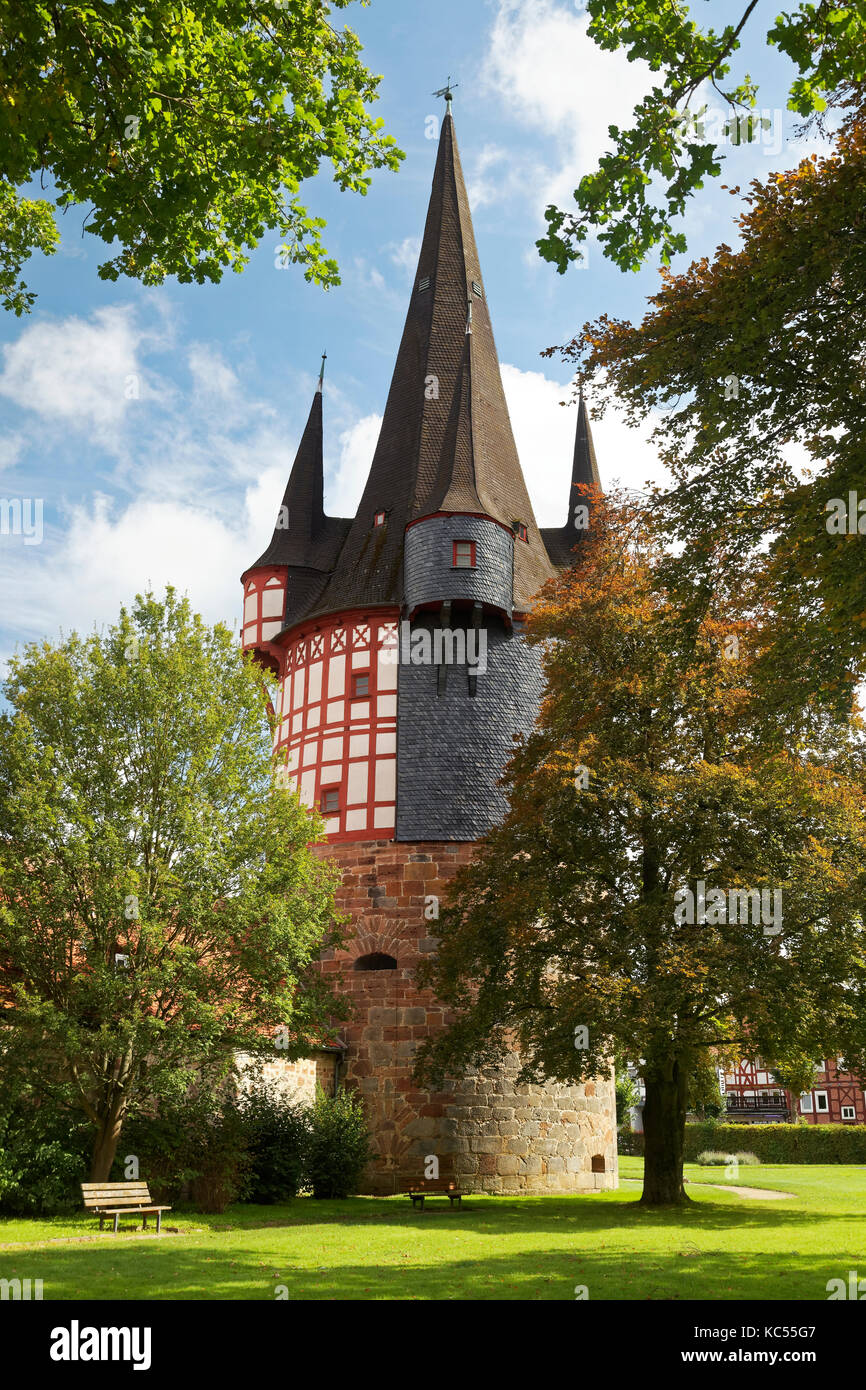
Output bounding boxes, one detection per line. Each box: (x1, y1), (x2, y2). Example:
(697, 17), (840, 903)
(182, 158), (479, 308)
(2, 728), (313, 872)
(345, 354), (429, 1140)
(1, 1158), (863, 1300)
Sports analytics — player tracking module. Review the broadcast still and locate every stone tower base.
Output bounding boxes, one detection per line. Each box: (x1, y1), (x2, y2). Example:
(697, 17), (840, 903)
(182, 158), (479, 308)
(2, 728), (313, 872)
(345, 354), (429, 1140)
(315, 839), (618, 1196)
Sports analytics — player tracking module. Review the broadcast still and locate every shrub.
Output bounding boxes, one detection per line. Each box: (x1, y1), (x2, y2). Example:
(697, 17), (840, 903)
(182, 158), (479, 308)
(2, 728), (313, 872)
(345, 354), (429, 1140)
(623, 1123), (866, 1163)
(238, 1083), (308, 1203)
(119, 1089), (250, 1213)
(305, 1086), (372, 1198)
(0, 1092), (92, 1215)
(696, 1149), (761, 1167)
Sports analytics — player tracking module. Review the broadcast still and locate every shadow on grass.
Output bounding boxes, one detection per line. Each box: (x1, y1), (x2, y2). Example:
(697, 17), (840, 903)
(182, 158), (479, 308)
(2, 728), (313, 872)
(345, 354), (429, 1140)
(1, 1237), (847, 1302)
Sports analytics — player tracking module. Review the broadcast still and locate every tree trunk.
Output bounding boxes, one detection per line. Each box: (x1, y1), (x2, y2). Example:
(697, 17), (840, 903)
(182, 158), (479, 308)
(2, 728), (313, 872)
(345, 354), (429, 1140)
(641, 1056), (690, 1205)
(89, 1112), (125, 1182)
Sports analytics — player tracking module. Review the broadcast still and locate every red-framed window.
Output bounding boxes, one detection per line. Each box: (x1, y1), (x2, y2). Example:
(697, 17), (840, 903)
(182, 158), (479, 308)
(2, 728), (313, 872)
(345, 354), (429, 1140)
(514, 522), (528, 543)
(373, 510), (385, 527)
(351, 672), (370, 698)
(321, 787), (340, 814)
(452, 539), (476, 569)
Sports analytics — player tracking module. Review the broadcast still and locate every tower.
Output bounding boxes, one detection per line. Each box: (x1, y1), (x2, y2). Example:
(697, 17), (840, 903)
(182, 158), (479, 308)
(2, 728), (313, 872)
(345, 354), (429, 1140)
(241, 104), (617, 1194)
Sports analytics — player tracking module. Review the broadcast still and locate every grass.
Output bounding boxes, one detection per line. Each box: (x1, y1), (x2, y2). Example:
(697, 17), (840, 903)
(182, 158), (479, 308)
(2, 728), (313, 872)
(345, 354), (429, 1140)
(0, 1158), (863, 1300)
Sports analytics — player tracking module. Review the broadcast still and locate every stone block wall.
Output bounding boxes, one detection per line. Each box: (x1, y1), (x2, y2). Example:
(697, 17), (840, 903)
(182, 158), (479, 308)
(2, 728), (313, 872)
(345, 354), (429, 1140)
(314, 837), (618, 1195)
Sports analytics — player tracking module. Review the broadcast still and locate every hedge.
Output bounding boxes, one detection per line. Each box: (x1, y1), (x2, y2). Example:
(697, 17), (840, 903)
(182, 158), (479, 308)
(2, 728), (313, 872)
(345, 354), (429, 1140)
(618, 1122), (866, 1163)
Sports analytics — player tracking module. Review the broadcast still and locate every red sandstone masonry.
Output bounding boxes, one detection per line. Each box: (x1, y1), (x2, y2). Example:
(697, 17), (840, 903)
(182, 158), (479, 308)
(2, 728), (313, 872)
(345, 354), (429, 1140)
(311, 838), (618, 1197)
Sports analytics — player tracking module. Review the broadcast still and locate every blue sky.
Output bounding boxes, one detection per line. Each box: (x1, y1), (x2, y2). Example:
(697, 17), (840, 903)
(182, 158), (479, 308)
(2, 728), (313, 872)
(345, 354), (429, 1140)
(0, 0), (829, 673)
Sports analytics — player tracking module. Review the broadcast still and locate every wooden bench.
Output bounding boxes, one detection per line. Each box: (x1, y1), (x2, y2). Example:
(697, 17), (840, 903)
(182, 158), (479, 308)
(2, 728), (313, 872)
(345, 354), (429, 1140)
(406, 1178), (462, 1209)
(81, 1181), (172, 1234)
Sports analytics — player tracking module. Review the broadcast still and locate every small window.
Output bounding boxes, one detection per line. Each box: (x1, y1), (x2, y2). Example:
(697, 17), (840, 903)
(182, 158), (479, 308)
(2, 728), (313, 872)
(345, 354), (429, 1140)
(841, 1105), (856, 1120)
(352, 673), (369, 697)
(815, 1091), (829, 1112)
(471, 280), (483, 297)
(114, 953), (129, 970)
(514, 522), (528, 543)
(373, 510), (385, 527)
(354, 952), (398, 972)
(799, 1093), (813, 1113)
(321, 788), (340, 814)
(452, 539), (476, 569)
(418, 276), (431, 292)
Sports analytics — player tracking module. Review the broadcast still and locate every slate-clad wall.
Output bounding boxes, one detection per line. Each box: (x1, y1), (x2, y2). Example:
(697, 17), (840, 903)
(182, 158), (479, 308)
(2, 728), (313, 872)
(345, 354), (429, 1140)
(404, 515), (514, 616)
(396, 613), (544, 841)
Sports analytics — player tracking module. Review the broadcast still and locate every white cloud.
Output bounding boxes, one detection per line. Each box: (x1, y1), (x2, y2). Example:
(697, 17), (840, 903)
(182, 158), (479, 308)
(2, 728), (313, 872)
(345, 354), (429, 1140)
(500, 362), (667, 526)
(388, 236), (421, 280)
(0, 306), (146, 434)
(480, 0), (653, 218)
(328, 413), (381, 517)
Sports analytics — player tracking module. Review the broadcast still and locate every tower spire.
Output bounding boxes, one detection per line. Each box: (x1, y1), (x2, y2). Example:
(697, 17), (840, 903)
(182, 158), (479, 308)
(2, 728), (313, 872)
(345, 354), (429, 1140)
(311, 99), (554, 617)
(540, 386), (602, 567)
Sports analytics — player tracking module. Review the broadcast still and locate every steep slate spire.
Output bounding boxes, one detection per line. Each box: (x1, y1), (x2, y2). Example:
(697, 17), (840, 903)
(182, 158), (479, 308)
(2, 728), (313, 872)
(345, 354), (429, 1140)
(311, 107), (556, 616)
(541, 389), (602, 567)
(241, 376), (350, 620)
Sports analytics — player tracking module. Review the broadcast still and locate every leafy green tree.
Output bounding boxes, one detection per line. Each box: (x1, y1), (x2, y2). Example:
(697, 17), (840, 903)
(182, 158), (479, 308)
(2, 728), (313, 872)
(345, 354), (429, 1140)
(615, 1068), (640, 1129)
(0, 588), (347, 1180)
(416, 495), (866, 1205)
(0, 0), (402, 311)
(305, 1085), (371, 1198)
(538, 0), (866, 273)
(550, 112), (866, 720)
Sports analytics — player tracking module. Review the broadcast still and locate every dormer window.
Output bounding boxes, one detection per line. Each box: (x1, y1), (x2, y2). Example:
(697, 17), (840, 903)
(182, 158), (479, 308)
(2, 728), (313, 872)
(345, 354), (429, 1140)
(514, 522), (528, 543)
(373, 510), (385, 527)
(418, 276), (431, 292)
(452, 540), (476, 569)
(321, 788), (340, 814)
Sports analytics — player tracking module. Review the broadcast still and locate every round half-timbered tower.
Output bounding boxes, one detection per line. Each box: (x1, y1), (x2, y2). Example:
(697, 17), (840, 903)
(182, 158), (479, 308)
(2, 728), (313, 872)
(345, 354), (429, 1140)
(241, 97), (617, 1195)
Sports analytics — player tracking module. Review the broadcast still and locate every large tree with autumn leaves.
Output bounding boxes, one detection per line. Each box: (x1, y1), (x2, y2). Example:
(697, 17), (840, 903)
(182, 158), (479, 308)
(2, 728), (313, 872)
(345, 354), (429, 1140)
(416, 493), (866, 1206)
(547, 108), (866, 724)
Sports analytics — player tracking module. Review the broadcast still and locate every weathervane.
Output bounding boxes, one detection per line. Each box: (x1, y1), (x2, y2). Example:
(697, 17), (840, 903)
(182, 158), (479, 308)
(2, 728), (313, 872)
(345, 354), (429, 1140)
(432, 76), (458, 109)
(317, 350), (327, 392)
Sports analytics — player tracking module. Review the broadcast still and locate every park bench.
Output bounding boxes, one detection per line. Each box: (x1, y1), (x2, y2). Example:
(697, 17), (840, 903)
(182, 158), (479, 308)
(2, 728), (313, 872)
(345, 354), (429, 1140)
(406, 1178), (462, 1210)
(80, 1181), (172, 1234)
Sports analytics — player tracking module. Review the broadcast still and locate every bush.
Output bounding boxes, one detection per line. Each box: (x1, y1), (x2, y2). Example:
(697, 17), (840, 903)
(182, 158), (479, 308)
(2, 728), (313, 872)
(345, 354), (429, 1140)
(622, 1122), (866, 1163)
(305, 1086), (372, 1199)
(119, 1089), (250, 1212)
(696, 1150), (760, 1166)
(0, 1091), (92, 1215)
(238, 1084), (308, 1204)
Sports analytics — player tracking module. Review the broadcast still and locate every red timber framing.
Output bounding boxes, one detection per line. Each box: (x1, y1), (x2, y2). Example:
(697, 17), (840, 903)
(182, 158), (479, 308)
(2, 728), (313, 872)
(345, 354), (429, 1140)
(722, 1057), (866, 1124)
(242, 567), (287, 649)
(272, 608), (399, 842)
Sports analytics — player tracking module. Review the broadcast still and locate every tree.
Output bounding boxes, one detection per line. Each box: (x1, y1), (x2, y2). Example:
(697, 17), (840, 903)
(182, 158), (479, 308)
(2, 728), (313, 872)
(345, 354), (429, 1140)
(416, 494), (866, 1205)
(0, 588), (347, 1180)
(0, 0), (402, 312)
(538, 0), (866, 274)
(549, 111), (866, 722)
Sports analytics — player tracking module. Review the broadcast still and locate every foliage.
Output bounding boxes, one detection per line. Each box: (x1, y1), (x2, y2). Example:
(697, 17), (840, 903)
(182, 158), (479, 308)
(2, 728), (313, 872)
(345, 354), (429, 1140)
(695, 1149), (759, 1166)
(687, 1056), (726, 1120)
(538, 0), (866, 272)
(0, 0), (402, 310)
(415, 493), (866, 1204)
(615, 1070), (640, 1128)
(0, 587), (347, 1181)
(0, 1080), (91, 1215)
(550, 113), (866, 713)
(305, 1086), (371, 1199)
(238, 1079), (308, 1204)
(120, 1086), (249, 1212)
(625, 1123), (866, 1165)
